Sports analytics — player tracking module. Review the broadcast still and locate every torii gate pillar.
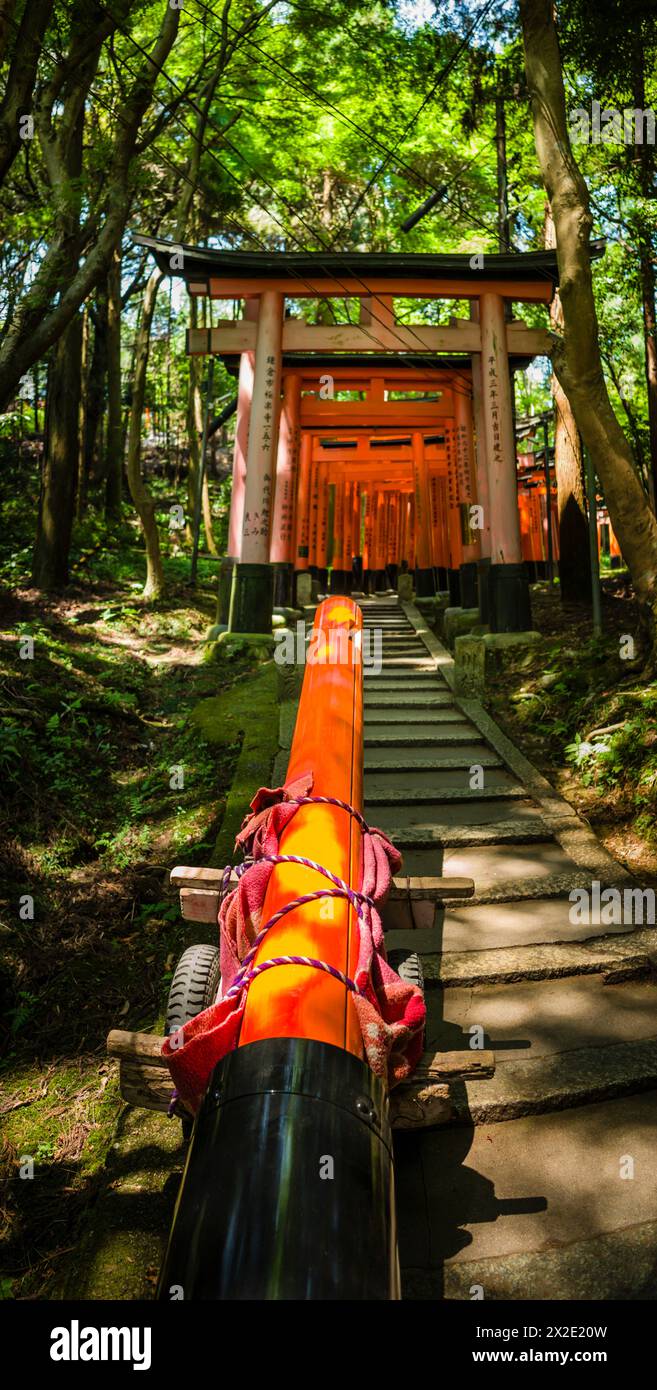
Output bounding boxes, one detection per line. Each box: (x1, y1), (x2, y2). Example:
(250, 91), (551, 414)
(218, 345), (254, 624)
(270, 371), (300, 607)
(229, 291), (283, 633)
(480, 292), (531, 631)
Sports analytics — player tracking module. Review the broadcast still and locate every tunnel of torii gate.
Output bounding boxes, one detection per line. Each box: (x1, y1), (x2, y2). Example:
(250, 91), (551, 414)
(137, 236), (560, 633)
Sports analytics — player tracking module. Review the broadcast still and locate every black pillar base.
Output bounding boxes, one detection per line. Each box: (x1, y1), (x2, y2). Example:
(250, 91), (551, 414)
(415, 566), (435, 597)
(157, 1038), (398, 1302)
(294, 569), (312, 606)
(317, 567), (329, 593)
(329, 568), (349, 594)
(386, 563), (399, 589)
(228, 561), (274, 634)
(477, 557), (492, 625)
(374, 568), (387, 593)
(437, 566), (448, 591)
(308, 565), (320, 599)
(448, 568), (461, 606)
(352, 555), (363, 590)
(272, 561), (294, 608)
(217, 556), (235, 625)
(460, 560), (478, 609)
(489, 562), (532, 633)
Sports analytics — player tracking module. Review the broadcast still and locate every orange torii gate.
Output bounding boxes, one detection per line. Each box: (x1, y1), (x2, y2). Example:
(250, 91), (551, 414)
(136, 238), (570, 631)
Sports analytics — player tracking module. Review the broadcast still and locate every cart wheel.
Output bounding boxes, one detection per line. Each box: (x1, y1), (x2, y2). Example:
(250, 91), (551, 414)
(166, 943), (221, 1143)
(387, 948), (424, 994)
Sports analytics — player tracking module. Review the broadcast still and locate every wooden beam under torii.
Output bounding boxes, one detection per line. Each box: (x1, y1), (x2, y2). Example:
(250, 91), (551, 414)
(135, 234), (591, 631)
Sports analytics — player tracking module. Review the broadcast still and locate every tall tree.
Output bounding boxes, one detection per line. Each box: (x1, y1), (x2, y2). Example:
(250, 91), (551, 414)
(105, 249), (123, 517)
(520, 0), (657, 647)
(0, 0), (180, 413)
(544, 204), (591, 601)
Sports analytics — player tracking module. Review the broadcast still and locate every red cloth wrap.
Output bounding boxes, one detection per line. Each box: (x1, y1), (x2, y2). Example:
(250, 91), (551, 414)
(163, 774), (426, 1111)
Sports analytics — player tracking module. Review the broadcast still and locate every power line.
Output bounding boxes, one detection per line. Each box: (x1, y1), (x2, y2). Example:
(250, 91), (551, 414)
(331, 0), (500, 242)
(187, 0), (498, 242)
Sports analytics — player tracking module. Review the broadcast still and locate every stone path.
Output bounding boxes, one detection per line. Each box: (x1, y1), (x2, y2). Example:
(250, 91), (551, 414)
(359, 594), (657, 1302)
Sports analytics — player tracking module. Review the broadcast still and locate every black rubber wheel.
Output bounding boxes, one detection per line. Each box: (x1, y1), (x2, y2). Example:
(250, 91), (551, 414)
(166, 943), (221, 1034)
(166, 943), (221, 1143)
(387, 948), (424, 994)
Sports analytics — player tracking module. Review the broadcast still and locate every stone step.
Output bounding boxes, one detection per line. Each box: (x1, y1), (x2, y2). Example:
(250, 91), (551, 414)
(396, 1090), (657, 1299)
(375, 800), (541, 828)
(389, 818), (548, 848)
(379, 646), (427, 655)
(364, 730), (482, 748)
(363, 709), (469, 725)
(378, 638), (426, 647)
(432, 893), (640, 954)
(428, 925), (657, 988)
(378, 659), (437, 670)
(364, 681), (448, 694)
(364, 693), (455, 708)
(364, 747), (496, 770)
(438, 1220), (657, 1303)
(427, 973), (657, 1062)
(440, 840), (580, 889)
(457, 1036), (657, 1124)
(365, 766), (515, 794)
(366, 782), (524, 807)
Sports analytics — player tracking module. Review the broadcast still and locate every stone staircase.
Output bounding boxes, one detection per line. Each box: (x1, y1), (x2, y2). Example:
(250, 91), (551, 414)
(359, 594), (657, 1302)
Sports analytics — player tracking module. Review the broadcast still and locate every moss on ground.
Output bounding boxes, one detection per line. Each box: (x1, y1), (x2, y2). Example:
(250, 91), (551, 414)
(192, 661), (281, 867)
(0, 548), (283, 1299)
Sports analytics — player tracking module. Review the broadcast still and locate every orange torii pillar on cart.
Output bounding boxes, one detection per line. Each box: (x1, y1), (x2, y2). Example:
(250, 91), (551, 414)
(158, 598), (399, 1300)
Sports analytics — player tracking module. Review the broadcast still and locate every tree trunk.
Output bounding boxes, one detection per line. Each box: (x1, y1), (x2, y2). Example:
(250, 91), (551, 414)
(544, 204), (591, 601)
(186, 312), (218, 557)
(126, 270), (165, 600)
(521, 0), (657, 648)
(76, 306), (90, 519)
(639, 242), (657, 508)
(632, 50), (657, 510)
(105, 248), (123, 516)
(32, 313), (83, 589)
(84, 287), (108, 486)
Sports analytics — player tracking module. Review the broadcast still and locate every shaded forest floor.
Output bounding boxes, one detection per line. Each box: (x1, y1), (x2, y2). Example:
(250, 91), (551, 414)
(0, 525), (261, 1299)
(483, 573), (657, 884)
